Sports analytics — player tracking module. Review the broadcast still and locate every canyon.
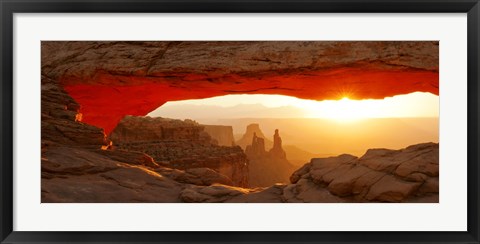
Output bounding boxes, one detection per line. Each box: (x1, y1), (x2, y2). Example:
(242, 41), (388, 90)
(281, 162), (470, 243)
(109, 116), (248, 187)
(109, 117), (296, 188)
(41, 77), (438, 202)
(41, 41), (439, 203)
(242, 125), (296, 187)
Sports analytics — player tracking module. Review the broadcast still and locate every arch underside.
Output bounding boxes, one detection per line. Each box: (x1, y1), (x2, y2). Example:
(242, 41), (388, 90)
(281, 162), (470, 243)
(41, 41), (439, 134)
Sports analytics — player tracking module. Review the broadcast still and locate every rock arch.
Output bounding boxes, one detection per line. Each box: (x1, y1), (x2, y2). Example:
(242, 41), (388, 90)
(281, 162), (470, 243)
(41, 41), (439, 134)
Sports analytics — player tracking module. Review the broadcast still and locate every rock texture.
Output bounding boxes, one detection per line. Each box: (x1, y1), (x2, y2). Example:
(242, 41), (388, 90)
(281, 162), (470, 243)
(41, 78), (249, 202)
(41, 41), (439, 203)
(245, 129), (296, 187)
(42, 146), (239, 202)
(41, 75), (110, 149)
(41, 41), (439, 133)
(231, 142), (439, 203)
(109, 116), (249, 187)
(42, 138), (439, 203)
(288, 142), (439, 202)
(109, 116), (212, 143)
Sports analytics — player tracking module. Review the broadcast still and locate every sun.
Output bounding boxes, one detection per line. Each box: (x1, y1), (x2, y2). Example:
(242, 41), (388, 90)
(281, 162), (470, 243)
(149, 93), (439, 121)
(330, 97), (365, 121)
(296, 96), (370, 122)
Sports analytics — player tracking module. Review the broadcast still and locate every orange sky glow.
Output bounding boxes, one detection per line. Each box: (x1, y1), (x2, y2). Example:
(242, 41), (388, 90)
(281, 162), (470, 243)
(149, 92), (438, 121)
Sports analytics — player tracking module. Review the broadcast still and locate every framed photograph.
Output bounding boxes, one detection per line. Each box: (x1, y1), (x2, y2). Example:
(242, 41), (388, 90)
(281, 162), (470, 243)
(1, 0), (479, 243)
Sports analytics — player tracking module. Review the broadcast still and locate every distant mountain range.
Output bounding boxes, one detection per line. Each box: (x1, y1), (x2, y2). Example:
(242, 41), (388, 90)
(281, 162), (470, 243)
(148, 103), (308, 119)
(148, 103), (439, 161)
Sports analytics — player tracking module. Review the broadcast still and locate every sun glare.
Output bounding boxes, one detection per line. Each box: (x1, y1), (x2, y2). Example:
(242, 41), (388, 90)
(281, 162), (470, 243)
(148, 92), (439, 121)
(293, 93), (439, 121)
(287, 96), (369, 122)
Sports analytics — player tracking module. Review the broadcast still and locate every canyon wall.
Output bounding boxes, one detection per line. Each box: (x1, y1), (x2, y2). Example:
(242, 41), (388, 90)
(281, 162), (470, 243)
(202, 125), (235, 146)
(110, 116), (249, 187)
(110, 116), (210, 143)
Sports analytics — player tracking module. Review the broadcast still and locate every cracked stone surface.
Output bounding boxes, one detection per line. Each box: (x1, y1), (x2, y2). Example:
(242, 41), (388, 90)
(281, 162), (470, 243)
(42, 142), (438, 203)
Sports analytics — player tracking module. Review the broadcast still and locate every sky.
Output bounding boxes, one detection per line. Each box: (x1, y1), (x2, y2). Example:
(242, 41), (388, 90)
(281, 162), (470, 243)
(148, 92), (439, 121)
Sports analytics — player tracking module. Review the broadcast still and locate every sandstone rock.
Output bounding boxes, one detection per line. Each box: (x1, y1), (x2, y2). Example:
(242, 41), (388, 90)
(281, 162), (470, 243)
(418, 177), (439, 194)
(269, 129), (287, 159)
(327, 165), (371, 197)
(227, 184), (285, 203)
(244, 128), (296, 187)
(42, 147), (183, 203)
(286, 143), (438, 203)
(110, 116), (206, 143)
(308, 154), (357, 185)
(179, 188), (213, 203)
(404, 172), (429, 182)
(41, 76), (109, 148)
(359, 143), (439, 178)
(40, 80), (439, 205)
(185, 168), (234, 185)
(291, 178), (345, 203)
(245, 132), (267, 157)
(42, 119), (109, 148)
(42, 145), (240, 202)
(42, 41), (438, 134)
(290, 163), (311, 184)
(42, 146), (120, 175)
(95, 149), (159, 168)
(110, 115), (249, 187)
(351, 170), (387, 199)
(358, 148), (402, 172)
(180, 184), (250, 203)
(281, 184), (303, 203)
(394, 143), (439, 177)
(321, 163), (356, 185)
(41, 142), (438, 203)
(42, 167), (183, 203)
(237, 124), (272, 149)
(158, 167), (234, 186)
(99, 165), (174, 190)
(365, 175), (421, 202)
(239, 124), (317, 171)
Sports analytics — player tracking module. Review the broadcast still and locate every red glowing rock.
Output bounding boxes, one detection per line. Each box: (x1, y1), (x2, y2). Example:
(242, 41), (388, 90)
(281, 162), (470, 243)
(42, 41), (439, 134)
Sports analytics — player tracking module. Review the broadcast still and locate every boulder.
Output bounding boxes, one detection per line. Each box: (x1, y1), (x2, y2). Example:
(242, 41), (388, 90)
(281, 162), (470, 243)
(285, 143), (439, 202)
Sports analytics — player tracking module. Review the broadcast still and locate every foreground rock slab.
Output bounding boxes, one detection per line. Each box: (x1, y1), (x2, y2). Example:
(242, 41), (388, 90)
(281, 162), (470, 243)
(42, 142), (438, 203)
(289, 142), (439, 202)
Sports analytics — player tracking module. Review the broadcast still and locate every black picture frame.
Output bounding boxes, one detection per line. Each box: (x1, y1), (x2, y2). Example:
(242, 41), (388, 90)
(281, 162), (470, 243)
(1, 0), (479, 243)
